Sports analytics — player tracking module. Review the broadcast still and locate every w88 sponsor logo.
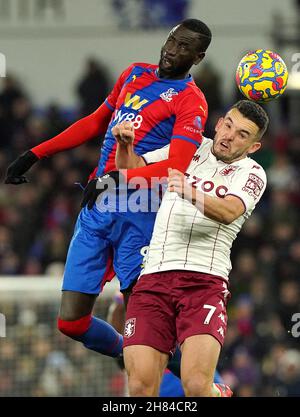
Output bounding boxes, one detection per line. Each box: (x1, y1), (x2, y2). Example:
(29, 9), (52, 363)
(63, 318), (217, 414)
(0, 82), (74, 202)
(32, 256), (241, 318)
(113, 110), (143, 129)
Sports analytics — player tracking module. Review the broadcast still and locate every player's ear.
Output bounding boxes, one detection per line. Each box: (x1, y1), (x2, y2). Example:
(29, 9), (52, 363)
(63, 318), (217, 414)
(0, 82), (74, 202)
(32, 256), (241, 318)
(215, 117), (224, 133)
(194, 52), (205, 65)
(248, 141), (261, 155)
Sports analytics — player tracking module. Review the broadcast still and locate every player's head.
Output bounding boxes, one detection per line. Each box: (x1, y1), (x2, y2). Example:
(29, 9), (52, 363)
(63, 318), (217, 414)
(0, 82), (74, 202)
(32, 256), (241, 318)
(212, 100), (269, 163)
(159, 19), (212, 79)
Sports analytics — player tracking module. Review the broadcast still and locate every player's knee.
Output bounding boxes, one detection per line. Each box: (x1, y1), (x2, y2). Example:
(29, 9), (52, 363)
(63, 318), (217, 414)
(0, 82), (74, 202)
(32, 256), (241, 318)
(126, 366), (157, 396)
(182, 374), (211, 397)
(128, 376), (155, 397)
(57, 314), (91, 338)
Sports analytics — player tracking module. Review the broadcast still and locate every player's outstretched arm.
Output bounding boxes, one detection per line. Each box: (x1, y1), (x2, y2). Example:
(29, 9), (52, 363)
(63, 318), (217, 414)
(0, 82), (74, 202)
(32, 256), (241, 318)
(81, 88), (207, 206)
(4, 62), (138, 185)
(122, 91), (207, 184)
(122, 138), (198, 185)
(4, 102), (113, 185)
(113, 122), (146, 169)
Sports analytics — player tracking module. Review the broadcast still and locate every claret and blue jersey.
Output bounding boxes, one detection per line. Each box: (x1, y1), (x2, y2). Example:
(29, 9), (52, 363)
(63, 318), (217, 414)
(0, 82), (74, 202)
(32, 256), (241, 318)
(97, 62), (207, 176)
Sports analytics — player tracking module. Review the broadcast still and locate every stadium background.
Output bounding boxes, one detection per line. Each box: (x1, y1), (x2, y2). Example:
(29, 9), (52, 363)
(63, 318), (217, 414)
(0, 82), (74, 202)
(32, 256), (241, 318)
(0, 0), (299, 397)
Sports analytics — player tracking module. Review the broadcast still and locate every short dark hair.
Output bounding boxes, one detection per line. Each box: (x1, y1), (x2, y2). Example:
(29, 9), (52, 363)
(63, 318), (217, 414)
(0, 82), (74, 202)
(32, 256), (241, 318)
(231, 100), (269, 139)
(180, 19), (212, 52)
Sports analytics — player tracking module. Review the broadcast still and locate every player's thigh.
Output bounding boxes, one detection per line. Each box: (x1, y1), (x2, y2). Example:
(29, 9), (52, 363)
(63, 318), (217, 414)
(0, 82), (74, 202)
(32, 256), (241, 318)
(176, 274), (230, 349)
(180, 334), (221, 387)
(112, 212), (156, 291)
(59, 291), (97, 321)
(124, 345), (169, 393)
(123, 273), (177, 355)
(62, 208), (113, 295)
(175, 275), (229, 391)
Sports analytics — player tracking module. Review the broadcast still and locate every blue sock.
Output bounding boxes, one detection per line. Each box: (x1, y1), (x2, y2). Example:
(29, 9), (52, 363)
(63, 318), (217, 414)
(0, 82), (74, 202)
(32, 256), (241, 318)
(167, 345), (181, 378)
(159, 371), (185, 397)
(159, 369), (224, 397)
(167, 345), (224, 383)
(73, 316), (123, 358)
(213, 369), (224, 384)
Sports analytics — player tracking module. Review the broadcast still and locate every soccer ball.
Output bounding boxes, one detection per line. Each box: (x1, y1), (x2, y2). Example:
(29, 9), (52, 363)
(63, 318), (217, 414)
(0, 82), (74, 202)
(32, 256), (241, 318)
(236, 49), (288, 103)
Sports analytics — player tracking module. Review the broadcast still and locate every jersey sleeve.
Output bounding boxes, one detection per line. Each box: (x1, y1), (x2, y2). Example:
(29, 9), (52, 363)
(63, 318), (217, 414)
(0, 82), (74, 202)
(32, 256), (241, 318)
(226, 165), (267, 212)
(142, 145), (170, 164)
(125, 89), (208, 184)
(171, 89), (208, 148)
(105, 63), (135, 111)
(31, 64), (136, 159)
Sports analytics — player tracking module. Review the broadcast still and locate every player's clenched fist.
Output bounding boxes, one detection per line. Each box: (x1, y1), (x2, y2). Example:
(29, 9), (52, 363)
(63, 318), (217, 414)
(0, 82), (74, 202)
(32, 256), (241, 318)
(167, 168), (195, 202)
(112, 122), (135, 146)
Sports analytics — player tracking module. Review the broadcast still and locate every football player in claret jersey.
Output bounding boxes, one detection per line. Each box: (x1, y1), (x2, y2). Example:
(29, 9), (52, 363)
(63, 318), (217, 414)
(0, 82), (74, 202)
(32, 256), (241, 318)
(122, 100), (269, 396)
(5, 19), (212, 364)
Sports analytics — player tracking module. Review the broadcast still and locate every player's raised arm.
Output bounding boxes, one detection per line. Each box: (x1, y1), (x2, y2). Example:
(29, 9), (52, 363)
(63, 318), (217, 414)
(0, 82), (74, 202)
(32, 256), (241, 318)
(124, 91), (207, 184)
(123, 137), (197, 184)
(113, 122), (171, 169)
(80, 90), (208, 209)
(4, 64), (135, 185)
(113, 122), (146, 169)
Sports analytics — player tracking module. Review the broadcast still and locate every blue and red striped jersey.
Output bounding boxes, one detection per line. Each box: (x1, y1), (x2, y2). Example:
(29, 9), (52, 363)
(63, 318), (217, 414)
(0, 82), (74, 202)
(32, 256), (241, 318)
(97, 62), (208, 176)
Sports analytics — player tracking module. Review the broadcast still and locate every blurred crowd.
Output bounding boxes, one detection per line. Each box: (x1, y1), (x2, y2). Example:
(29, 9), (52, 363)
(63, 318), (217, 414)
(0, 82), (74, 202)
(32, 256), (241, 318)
(0, 59), (110, 276)
(0, 299), (125, 396)
(0, 58), (299, 397)
(111, 0), (189, 29)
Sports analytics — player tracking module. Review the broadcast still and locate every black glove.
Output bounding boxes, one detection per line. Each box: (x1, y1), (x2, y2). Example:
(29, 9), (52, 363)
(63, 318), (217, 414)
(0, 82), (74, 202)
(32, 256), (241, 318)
(81, 170), (124, 210)
(5, 150), (39, 185)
